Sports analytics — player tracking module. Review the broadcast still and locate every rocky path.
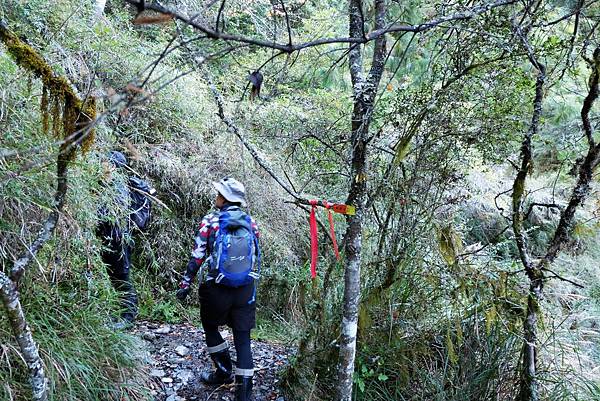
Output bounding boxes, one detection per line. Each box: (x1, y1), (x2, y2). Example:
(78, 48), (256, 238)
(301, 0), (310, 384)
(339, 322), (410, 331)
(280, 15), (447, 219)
(132, 321), (290, 401)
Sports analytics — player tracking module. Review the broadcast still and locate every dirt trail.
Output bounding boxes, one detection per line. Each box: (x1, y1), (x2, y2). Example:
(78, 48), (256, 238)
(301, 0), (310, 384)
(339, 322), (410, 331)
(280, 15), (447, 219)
(132, 321), (290, 401)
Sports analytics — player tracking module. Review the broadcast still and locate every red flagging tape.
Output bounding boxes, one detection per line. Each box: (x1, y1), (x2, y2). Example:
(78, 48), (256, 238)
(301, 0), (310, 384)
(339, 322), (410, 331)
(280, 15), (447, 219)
(325, 202), (340, 260)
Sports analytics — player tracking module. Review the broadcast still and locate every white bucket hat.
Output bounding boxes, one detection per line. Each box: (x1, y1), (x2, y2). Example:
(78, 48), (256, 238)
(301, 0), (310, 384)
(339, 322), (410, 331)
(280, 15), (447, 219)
(212, 177), (247, 207)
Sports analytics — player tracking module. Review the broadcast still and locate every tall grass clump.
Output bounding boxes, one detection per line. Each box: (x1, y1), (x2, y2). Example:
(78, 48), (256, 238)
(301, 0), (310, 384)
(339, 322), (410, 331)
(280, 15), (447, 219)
(0, 275), (150, 401)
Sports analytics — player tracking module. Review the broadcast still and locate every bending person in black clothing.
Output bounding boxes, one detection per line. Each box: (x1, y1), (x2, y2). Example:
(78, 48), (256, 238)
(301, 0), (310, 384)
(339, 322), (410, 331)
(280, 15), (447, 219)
(177, 177), (260, 401)
(97, 151), (138, 327)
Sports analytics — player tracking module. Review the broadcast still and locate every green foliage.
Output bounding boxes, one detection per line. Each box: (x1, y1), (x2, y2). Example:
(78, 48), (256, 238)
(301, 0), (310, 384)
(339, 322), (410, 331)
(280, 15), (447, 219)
(437, 224), (463, 265)
(590, 284), (600, 306)
(353, 356), (389, 394)
(252, 314), (300, 344)
(2, 0), (600, 400)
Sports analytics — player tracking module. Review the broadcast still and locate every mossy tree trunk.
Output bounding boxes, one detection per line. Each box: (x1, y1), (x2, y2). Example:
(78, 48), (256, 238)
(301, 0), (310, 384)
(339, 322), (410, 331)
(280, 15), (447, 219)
(511, 28), (546, 399)
(0, 273), (49, 400)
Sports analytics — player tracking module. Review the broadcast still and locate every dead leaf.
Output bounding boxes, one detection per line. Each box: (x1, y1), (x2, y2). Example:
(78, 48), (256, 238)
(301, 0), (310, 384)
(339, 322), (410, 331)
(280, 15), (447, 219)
(133, 12), (174, 25)
(126, 83), (148, 95)
(124, 139), (141, 161)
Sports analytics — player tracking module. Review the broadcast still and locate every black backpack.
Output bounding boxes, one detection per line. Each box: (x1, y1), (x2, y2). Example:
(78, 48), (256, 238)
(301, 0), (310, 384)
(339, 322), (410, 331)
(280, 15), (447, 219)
(128, 177), (155, 231)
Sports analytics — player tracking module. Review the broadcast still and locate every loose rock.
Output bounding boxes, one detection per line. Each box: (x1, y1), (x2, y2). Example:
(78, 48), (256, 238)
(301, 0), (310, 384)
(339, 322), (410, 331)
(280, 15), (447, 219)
(143, 331), (157, 341)
(176, 369), (194, 385)
(175, 345), (190, 356)
(155, 326), (172, 334)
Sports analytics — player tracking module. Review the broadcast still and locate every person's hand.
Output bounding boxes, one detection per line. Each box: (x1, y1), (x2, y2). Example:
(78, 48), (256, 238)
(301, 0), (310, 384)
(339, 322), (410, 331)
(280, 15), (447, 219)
(176, 283), (191, 301)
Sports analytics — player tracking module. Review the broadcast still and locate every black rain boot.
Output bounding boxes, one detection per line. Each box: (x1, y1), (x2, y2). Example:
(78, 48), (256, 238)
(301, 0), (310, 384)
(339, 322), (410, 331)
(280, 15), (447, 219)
(119, 295), (137, 326)
(235, 375), (253, 401)
(122, 288), (138, 322)
(200, 350), (233, 385)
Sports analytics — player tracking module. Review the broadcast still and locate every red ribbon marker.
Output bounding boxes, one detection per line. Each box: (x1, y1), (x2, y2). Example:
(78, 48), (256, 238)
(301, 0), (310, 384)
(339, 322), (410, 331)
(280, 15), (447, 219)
(306, 199), (354, 279)
(325, 202), (340, 261)
(309, 200), (318, 279)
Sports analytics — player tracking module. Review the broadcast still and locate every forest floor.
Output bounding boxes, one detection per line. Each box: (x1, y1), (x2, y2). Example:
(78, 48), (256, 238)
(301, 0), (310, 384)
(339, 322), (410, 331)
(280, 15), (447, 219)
(132, 321), (291, 401)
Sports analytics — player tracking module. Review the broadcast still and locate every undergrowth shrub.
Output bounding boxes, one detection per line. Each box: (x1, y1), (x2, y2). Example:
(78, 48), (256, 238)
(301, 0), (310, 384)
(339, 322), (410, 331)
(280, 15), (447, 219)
(0, 270), (150, 401)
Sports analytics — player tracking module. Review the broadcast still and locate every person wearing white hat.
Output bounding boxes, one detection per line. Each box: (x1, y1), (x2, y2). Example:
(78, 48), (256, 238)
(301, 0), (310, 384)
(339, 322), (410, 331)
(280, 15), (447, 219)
(212, 177), (248, 207)
(176, 177), (260, 401)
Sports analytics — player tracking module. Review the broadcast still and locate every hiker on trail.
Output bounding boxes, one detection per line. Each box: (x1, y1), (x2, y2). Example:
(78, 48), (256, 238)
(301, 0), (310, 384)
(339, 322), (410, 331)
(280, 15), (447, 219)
(97, 151), (155, 328)
(176, 177), (260, 401)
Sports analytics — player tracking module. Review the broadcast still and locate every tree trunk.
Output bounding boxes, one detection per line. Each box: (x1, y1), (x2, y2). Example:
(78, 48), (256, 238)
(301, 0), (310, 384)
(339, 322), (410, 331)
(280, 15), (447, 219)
(518, 277), (542, 401)
(94, 0), (108, 20)
(510, 24), (546, 399)
(336, 1), (387, 400)
(0, 155), (70, 401)
(337, 115), (368, 401)
(0, 272), (48, 401)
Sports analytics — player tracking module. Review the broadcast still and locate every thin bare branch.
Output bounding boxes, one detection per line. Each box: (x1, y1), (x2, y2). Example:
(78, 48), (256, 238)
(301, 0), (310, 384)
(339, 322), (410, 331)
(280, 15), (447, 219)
(280, 0), (293, 47)
(215, 0), (226, 32)
(123, 0), (517, 53)
(541, 267), (584, 288)
(523, 202), (561, 220)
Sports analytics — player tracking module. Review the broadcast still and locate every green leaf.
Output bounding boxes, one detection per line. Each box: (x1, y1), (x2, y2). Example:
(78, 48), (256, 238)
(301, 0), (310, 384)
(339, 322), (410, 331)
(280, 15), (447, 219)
(393, 135), (412, 164)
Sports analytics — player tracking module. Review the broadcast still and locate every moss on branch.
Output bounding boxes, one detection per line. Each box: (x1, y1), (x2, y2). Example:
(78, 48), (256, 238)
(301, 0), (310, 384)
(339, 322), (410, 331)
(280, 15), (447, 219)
(0, 20), (96, 154)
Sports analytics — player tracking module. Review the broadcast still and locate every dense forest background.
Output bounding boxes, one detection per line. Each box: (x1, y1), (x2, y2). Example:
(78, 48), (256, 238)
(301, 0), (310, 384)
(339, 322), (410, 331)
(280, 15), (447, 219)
(1, 0), (599, 400)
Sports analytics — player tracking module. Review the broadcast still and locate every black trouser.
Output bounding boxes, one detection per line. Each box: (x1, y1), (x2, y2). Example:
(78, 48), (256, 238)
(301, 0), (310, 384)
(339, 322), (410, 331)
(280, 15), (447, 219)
(200, 281), (256, 370)
(101, 237), (137, 320)
(204, 325), (253, 370)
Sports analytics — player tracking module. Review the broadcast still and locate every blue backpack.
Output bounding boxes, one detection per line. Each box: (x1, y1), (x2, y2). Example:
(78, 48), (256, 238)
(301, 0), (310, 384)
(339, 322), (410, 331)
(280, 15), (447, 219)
(211, 210), (260, 288)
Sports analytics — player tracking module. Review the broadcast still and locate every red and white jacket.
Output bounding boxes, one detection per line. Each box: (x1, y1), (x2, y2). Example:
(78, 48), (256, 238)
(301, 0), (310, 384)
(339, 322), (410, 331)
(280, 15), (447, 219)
(180, 205), (259, 287)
